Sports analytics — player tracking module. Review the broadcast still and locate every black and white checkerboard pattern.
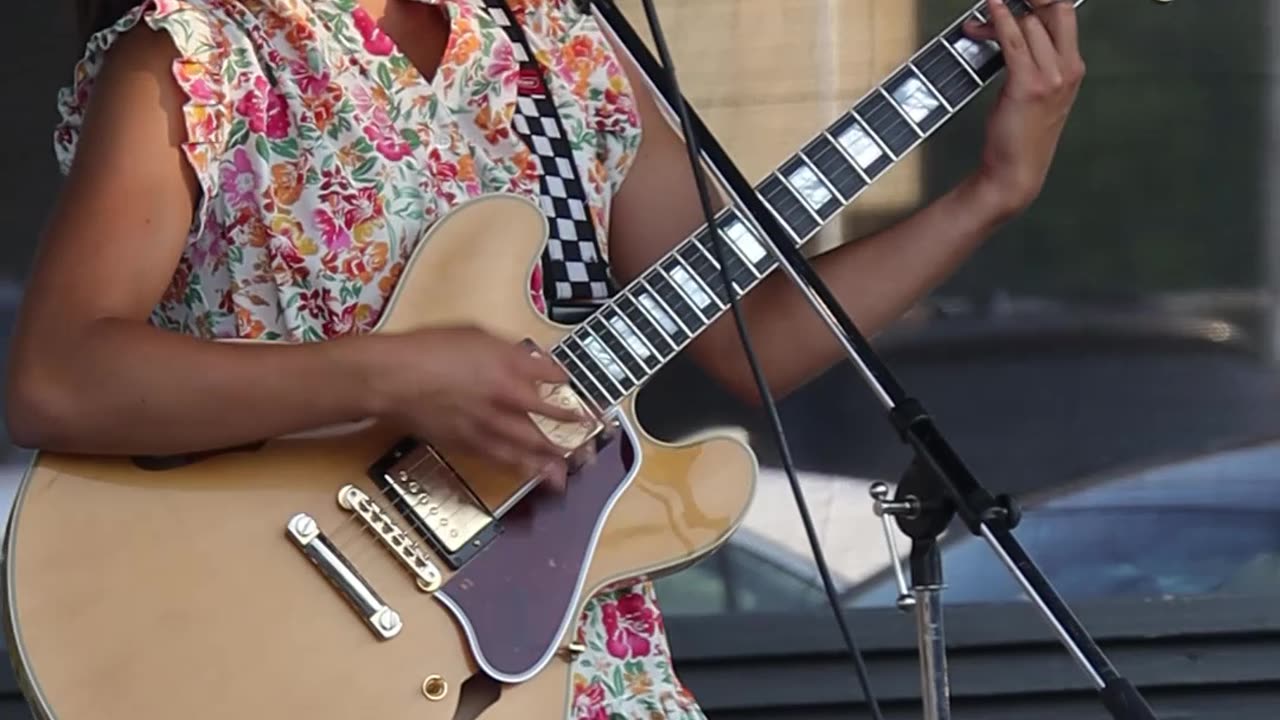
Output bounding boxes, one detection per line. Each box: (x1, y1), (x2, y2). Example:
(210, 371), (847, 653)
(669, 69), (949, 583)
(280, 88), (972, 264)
(483, 0), (616, 319)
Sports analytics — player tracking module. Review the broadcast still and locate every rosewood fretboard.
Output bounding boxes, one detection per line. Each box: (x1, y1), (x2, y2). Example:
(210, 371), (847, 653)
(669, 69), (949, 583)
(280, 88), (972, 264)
(550, 0), (1065, 412)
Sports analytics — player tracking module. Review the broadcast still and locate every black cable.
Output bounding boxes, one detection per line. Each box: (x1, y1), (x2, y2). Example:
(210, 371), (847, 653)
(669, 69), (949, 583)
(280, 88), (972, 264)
(630, 2), (886, 717)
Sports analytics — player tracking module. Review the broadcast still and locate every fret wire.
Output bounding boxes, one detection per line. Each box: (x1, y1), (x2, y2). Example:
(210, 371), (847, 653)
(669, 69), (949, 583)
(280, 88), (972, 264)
(938, 71), (979, 107)
(564, 334), (628, 398)
(656, 260), (706, 319)
(615, 295), (676, 353)
(819, 131), (874, 186)
(781, 159), (842, 219)
(686, 241), (735, 300)
(710, 236), (763, 285)
(601, 309), (662, 372)
(579, 324), (641, 386)
(637, 278), (693, 338)
(906, 62), (954, 113)
(712, 240), (759, 298)
(587, 315), (646, 378)
(926, 38), (983, 90)
(913, 42), (948, 74)
(588, 312), (644, 371)
(647, 269), (706, 330)
(801, 141), (866, 206)
(699, 226), (761, 283)
(759, 176), (807, 223)
(727, 223), (768, 277)
(718, 210), (778, 274)
(611, 302), (667, 362)
(563, 334), (627, 399)
(764, 173), (823, 230)
(549, 350), (609, 415)
(666, 256), (724, 314)
(868, 99), (923, 155)
(843, 111), (898, 163)
(917, 38), (984, 99)
(927, 59), (980, 105)
(619, 301), (674, 354)
(547, 0), (1023, 415)
(935, 38), (984, 85)
(689, 232), (754, 299)
(799, 138), (859, 192)
(876, 87), (926, 140)
(758, 194), (805, 246)
(678, 242), (734, 307)
(552, 343), (616, 409)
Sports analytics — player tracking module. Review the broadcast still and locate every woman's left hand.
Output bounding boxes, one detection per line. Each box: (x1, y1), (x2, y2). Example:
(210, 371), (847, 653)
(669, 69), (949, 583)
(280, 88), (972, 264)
(964, 0), (1087, 217)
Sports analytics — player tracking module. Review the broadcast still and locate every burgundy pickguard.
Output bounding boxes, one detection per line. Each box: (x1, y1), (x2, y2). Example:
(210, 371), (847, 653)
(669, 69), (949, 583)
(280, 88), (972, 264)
(438, 428), (637, 680)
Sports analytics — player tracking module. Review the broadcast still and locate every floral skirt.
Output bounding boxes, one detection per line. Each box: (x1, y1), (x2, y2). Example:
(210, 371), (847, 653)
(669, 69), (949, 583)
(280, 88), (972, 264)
(569, 581), (705, 720)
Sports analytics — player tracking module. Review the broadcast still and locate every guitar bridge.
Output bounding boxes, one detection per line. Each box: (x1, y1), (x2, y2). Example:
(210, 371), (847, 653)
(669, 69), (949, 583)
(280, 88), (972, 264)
(337, 484), (443, 592)
(368, 439), (502, 569)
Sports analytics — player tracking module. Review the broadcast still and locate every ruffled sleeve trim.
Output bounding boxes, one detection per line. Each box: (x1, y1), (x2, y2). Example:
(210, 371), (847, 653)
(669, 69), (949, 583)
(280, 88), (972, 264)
(53, 0), (231, 236)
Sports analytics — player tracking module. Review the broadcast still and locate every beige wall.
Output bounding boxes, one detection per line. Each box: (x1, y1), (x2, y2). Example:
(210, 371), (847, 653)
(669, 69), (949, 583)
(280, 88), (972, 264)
(607, 0), (924, 253)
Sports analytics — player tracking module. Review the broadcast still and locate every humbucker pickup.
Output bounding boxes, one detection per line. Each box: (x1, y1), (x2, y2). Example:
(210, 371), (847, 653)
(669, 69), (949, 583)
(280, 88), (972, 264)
(368, 439), (502, 569)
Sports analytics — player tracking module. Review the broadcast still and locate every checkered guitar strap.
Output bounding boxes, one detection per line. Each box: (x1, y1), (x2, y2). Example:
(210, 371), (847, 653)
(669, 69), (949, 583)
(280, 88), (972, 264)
(482, 0), (618, 324)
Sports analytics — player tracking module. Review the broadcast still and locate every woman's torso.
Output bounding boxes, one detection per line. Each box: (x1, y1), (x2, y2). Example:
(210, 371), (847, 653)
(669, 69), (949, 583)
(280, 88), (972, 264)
(55, 0), (643, 340)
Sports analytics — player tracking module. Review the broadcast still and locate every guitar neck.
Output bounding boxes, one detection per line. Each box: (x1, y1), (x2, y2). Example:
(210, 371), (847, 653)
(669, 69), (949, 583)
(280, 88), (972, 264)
(552, 0), (1080, 413)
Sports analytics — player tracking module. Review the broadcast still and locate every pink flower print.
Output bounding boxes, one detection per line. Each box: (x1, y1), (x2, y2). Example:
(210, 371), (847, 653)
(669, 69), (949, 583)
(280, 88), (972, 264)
(264, 90), (291, 140)
(571, 680), (608, 720)
(530, 263), (547, 316)
(235, 77), (292, 140)
(340, 186), (383, 235)
(313, 208), (352, 252)
(601, 592), (657, 660)
(176, 62), (218, 103)
(352, 8), (396, 56)
(349, 85), (394, 130)
(486, 41), (518, 89)
(220, 147), (258, 211)
(362, 122), (413, 162)
(292, 60), (331, 99)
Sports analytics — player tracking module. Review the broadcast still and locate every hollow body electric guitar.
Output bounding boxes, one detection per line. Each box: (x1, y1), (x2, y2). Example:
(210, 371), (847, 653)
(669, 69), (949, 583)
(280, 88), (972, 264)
(4, 1), (1078, 717)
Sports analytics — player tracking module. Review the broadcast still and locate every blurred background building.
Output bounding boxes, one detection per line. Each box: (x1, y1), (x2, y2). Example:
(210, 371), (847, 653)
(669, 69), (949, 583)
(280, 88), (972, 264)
(1, 1), (1278, 718)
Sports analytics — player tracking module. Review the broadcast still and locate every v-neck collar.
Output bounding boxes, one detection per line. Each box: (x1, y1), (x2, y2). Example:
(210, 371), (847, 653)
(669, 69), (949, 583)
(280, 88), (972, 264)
(307, 0), (529, 184)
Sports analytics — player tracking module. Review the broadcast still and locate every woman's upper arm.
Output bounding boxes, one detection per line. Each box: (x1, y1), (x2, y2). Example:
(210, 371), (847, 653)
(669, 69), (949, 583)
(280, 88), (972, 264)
(21, 25), (200, 333)
(603, 35), (727, 284)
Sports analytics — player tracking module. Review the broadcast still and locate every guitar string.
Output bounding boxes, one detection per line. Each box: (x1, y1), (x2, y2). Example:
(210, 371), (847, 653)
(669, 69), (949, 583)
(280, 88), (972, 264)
(317, 0), (995, 581)
(548, 29), (980, 416)
(326, 441), (535, 580)
(326, 72), (982, 575)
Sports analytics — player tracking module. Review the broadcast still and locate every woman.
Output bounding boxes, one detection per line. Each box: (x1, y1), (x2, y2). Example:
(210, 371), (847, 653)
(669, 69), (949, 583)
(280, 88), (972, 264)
(7, 0), (1083, 716)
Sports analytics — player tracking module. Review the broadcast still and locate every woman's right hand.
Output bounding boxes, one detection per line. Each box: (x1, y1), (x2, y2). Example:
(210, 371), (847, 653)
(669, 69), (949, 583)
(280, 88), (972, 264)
(356, 326), (592, 488)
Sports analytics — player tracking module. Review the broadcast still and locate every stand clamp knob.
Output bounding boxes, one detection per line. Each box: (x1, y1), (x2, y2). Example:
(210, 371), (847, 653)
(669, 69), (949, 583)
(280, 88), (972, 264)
(869, 482), (919, 611)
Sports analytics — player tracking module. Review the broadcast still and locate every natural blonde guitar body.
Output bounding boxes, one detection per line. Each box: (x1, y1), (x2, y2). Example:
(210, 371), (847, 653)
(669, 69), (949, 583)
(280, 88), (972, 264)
(1, 194), (756, 720)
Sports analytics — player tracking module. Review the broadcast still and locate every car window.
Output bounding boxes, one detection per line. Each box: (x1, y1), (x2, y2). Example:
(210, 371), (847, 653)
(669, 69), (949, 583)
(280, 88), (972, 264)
(847, 508), (1280, 606)
(654, 544), (828, 616)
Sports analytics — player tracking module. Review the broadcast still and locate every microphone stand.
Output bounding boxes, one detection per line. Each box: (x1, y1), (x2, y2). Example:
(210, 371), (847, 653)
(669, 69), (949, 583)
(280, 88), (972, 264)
(587, 1), (1160, 718)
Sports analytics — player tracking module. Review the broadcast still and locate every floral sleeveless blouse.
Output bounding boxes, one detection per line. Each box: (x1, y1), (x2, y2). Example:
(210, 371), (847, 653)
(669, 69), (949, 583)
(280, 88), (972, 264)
(54, 0), (705, 717)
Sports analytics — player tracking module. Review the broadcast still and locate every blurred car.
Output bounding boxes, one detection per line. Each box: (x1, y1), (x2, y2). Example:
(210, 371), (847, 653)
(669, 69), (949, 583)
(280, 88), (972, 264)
(655, 436), (1280, 616)
(647, 299), (1280, 616)
(843, 436), (1280, 607)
